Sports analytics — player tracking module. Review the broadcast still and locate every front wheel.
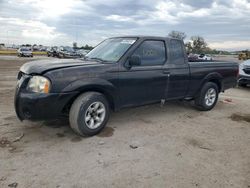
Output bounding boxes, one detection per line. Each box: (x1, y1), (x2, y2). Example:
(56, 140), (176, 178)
(194, 82), (219, 111)
(69, 92), (110, 136)
(238, 83), (247, 87)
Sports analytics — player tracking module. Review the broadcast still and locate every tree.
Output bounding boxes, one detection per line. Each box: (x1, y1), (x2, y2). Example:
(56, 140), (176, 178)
(185, 42), (192, 54)
(168, 30), (186, 40)
(82, 44), (94, 50)
(186, 36), (207, 54)
(73, 42), (77, 49)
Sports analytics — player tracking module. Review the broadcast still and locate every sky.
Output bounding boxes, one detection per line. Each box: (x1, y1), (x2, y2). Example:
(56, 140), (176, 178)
(0, 0), (250, 51)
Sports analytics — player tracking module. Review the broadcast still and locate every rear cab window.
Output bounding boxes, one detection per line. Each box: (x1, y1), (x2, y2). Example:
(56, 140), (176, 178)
(169, 39), (185, 64)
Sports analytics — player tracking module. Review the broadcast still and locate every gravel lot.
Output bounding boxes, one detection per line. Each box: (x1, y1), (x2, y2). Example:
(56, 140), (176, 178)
(0, 55), (249, 188)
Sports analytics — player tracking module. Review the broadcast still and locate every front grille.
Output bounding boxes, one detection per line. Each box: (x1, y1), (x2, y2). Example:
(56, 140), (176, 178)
(243, 69), (250, 75)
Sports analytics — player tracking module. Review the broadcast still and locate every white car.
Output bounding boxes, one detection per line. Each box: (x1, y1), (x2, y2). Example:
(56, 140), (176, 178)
(238, 60), (250, 87)
(17, 48), (33, 57)
(198, 54), (213, 61)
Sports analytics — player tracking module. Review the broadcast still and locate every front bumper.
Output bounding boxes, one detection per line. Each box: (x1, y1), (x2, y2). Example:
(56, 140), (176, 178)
(14, 75), (79, 121)
(238, 74), (250, 85)
(20, 53), (32, 56)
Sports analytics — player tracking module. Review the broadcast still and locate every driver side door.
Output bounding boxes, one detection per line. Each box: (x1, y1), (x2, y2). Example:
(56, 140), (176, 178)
(118, 40), (169, 108)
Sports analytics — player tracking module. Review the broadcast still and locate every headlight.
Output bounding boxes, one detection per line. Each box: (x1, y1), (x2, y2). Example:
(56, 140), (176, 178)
(27, 76), (51, 93)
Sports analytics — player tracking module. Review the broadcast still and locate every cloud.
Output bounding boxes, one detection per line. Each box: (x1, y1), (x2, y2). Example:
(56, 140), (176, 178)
(105, 15), (134, 22)
(0, 0), (249, 50)
(0, 17), (67, 45)
(16, 0), (90, 19)
(210, 40), (250, 50)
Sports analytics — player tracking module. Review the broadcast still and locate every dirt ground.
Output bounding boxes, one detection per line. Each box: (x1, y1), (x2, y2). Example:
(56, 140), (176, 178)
(0, 55), (249, 188)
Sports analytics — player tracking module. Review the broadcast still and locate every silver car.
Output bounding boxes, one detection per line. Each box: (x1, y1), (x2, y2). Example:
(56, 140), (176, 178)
(238, 60), (250, 87)
(17, 48), (33, 57)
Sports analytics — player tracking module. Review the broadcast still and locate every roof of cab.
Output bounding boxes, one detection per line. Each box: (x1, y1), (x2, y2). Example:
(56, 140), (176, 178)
(110, 35), (182, 41)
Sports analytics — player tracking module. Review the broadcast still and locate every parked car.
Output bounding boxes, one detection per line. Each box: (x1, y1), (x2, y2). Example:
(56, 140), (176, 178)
(47, 46), (58, 57)
(198, 54), (213, 61)
(238, 60), (250, 87)
(76, 49), (89, 57)
(17, 48), (33, 57)
(58, 46), (79, 58)
(188, 53), (199, 62)
(15, 36), (238, 136)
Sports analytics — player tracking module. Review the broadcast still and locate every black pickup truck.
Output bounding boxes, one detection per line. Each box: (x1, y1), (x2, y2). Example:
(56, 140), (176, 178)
(15, 36), (238, 136)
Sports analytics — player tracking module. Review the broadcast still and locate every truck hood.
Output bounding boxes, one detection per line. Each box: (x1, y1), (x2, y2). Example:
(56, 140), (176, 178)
(20, 58), (101, 74)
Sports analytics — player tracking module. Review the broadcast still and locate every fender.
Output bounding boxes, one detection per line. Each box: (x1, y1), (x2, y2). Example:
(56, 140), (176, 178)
(197, 72), (223, 94)
(62, 78), (120, 110)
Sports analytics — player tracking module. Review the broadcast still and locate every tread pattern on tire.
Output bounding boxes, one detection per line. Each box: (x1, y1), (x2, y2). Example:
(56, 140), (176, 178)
(195, 82), (219, 111)
(69, 92), (109, 136)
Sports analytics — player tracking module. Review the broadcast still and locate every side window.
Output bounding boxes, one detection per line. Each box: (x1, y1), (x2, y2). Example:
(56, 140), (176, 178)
(169, 39), (185, 64)
(133, 40), (166, 66)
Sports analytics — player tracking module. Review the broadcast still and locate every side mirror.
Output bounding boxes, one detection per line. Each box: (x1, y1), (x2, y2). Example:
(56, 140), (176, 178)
(129, 55), (141, 66)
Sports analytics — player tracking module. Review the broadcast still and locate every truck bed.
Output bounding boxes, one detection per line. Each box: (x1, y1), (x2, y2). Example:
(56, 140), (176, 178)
(187, 61), (239, 97)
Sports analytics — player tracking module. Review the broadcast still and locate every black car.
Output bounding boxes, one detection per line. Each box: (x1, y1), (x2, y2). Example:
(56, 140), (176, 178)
(47, 46), (58, 57)
(15, 36), (238, 136)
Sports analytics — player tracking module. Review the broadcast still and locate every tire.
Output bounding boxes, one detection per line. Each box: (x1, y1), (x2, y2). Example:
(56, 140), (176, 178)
(238, 83), (247, 87)
(69, 92), (110, 136)
(194, 82), (219, 111)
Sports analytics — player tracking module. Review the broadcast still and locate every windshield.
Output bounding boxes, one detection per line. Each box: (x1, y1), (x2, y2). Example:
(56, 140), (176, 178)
(86, 37), (137, 62)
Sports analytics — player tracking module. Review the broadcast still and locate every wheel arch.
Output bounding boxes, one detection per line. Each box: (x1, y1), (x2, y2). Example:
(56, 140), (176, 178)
(62, 79), (119, 114)
(208, 78), (222, 92)
(197, 72), (223, 95)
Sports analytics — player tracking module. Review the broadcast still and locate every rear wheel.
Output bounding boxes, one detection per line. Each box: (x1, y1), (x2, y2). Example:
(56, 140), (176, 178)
(195, 82), (219, 111)
(69, 92), (110, 136)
